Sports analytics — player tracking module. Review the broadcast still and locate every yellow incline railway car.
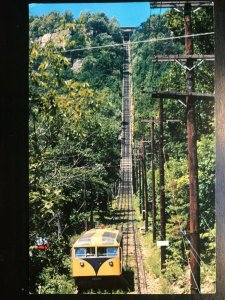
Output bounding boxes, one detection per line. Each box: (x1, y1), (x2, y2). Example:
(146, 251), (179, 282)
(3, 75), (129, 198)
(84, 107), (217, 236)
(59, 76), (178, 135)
(72, 227), (123, 284)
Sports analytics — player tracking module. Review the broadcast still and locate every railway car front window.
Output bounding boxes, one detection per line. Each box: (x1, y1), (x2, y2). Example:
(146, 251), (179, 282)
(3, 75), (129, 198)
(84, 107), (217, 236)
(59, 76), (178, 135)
(97, 247), (107, 257)
(97, 247), (118, 257)
(86, 247), (95, 257)
(75, 248), (86, 258)
(107, 247), (118, 257)
(75, 247), (95, 258)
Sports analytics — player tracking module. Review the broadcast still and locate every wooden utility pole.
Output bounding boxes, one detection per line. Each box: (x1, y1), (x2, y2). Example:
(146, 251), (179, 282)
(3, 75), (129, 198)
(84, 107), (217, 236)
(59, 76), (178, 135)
(138, 149), (143, 214)
(132, 147), (137, 194)
(158, 98), (166, 270)
(215, 0), (225, 297)
(150, 119), (156, 243)
(184, 2), (200, 293)
(150, 1), (214, 290)
(135, 147), (139, 195)
(142, 119), (157, 242)
(141, 145), (145, 221)
(141, 137), (148, 231)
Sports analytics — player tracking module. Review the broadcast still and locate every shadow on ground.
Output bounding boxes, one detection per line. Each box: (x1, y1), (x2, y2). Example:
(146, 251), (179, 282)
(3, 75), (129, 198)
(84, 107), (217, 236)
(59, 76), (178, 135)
(76, 270), (135, 294)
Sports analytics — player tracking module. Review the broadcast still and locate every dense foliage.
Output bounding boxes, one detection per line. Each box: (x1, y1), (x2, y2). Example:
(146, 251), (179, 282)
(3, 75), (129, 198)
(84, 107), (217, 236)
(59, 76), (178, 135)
(29, 11), (74, 39)
(29, 11), (123, 294)
(29, 7), (215, 294)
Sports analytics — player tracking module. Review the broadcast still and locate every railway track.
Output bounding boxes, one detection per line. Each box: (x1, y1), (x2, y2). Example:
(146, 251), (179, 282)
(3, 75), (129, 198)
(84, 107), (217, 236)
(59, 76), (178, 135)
(116, 40), (148, 294)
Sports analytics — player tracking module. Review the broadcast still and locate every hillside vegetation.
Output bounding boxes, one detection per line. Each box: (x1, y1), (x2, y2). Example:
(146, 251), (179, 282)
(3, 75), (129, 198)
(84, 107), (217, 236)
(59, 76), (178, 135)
(29, 8), (215, 294)
(29, 11), (123, 294)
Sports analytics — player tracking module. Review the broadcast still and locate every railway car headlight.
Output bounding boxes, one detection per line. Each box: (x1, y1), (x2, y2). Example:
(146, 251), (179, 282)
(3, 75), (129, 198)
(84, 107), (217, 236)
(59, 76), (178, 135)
(80, 262), (84, 267)
(109, 261), (113, 267)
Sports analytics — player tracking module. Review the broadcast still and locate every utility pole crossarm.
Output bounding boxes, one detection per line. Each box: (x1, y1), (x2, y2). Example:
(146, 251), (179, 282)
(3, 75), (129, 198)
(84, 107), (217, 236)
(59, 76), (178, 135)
(152, 54), (215, 62)
(150, 1), (214, 8)
(152, 91), (214, 100)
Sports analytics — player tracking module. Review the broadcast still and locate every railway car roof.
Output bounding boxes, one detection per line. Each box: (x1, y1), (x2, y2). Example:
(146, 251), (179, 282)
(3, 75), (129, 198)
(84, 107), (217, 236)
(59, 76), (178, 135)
(74, 228), (122, 246)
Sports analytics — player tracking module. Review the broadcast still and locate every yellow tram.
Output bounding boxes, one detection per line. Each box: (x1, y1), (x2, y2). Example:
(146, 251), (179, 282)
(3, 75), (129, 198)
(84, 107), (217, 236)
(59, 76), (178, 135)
(72, 227), (123, 287)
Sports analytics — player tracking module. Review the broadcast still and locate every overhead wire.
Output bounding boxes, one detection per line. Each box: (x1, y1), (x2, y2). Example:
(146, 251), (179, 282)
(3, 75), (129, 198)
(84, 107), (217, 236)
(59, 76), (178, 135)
(57, 32), (214, 53)
(201, 214), (215, 235)
(182, 235), (201, 293)
(167, 190), (202, 292)
(169, 190), (215, 292)
(184, 233), (215, 271)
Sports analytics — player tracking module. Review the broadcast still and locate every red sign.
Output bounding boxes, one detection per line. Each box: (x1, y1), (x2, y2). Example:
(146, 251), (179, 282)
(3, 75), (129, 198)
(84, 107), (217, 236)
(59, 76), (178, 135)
(36, 245), (49, 250)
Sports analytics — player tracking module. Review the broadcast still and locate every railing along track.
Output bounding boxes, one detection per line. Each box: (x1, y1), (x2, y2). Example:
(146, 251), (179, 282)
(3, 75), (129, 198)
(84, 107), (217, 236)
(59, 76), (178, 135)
(116, 40), (148, 294)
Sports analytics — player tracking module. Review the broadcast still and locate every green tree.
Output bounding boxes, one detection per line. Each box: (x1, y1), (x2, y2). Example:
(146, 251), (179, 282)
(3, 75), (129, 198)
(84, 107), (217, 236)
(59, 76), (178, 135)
(29, 13), (123, 293)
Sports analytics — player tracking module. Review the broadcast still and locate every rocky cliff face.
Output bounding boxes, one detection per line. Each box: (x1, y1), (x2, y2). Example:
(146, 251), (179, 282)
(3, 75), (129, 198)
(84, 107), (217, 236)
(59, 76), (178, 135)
(37, 29), (71, 48)
(71, 59), (83, 73)
(35, 29), (83, 73)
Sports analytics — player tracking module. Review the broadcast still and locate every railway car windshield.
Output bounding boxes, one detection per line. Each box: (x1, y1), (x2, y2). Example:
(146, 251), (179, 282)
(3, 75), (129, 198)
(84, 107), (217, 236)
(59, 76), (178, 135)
(75, 247), (95, 258)
(97, 247), (118, 257)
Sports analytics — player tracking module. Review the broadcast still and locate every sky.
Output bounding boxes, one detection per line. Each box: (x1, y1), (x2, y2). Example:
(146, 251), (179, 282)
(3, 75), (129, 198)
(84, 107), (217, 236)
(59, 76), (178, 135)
(29, 2), (166, 27)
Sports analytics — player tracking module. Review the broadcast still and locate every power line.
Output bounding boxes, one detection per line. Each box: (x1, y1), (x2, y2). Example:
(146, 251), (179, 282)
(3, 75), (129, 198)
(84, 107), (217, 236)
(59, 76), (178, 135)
(201, 214), (215, 234)
(182, 235), (201, 293)
(166, 190), (202, 293)
(58, 32), (214, 53)
(184, 235), (215, 269)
